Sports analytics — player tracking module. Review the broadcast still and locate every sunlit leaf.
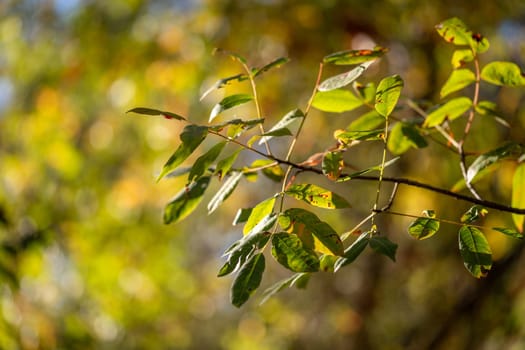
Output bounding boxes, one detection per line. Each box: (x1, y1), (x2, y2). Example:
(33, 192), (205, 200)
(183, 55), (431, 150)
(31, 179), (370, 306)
(347, 110), (385, 131)
(458, 226), (492, 278)
(334, 231), (369, 272)
(253, 57), (290, 78)
(451, 49), (474, 68)
(271, 233), (320, 272)
(231, 253), (265, 307)
(423, 97), (472, 128)
(209, 118), (264, 138)
(207, 171), (243, 214)
(247, 159), (284, 182)
(408, 214), (440, 240)
(209, 94), (253, 122)
(320, 255), (338, 272)
(481, 61), (525, 87)
(215, 148), (243, 180)
(164, 176), (211, 224)
(461, 205), (488, 224)
(279, 208), (344, 256)
(334, 129), (384, 144)
(188, 142), (226, 182)
(369, 236), (397, 262)
(259, 109), (304, 144)
(244, 197), (276, 235)
(219, 230), (271, 277)
(387, 122), (428, 155)
(312, 89), (363, 113)
(233, 208), (252, 226)
(475, 101), (509, 128)
(435, 17), (489, 53)
(157, 125), (209, 181)
(323, 47), (388, 65)
(200, 74), (248, 100)
(285, 183), (351, 209)
(318, 61), (373, 92)
(440, 69), (476, 98)
(512, 163), (525, 232)
(322, 151), (344, 181)
(127, 107), (186, 121)
(354, 81), (376, 104)
(337, 157), (399, 182)
(492, 227), (524, 239)
(467, 142), (522, 184)
(375, 75), (403, 118)
(260, 273), (309, 305)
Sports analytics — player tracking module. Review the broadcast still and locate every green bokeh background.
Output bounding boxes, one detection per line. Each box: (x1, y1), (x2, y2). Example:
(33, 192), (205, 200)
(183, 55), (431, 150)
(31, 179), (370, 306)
(1, 1), (525, 349)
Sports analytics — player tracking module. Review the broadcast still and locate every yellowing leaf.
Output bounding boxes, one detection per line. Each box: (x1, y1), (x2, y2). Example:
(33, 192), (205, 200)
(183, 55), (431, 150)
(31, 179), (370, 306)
(423, 97), (472, 128)
(285, 183), (351, 209)
(481, 61), (525, 87)
(512, 163), (525, 232)
(375, 75), (403, 118)
(312, 89), (363, 113)
(440, 68), (476, 98)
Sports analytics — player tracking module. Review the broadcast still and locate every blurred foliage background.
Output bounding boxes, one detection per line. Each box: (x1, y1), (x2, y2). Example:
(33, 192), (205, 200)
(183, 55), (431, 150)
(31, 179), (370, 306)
(1, 0), (525, 349)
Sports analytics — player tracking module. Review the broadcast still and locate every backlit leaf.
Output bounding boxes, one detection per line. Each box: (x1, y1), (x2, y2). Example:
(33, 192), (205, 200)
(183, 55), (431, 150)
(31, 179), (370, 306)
(375, 75), (403, 118)
(285, 183), (351, 209)
(247, 159), (284, 182)
(335, 129), (384, 144)
(387, 122), (428, 155)
(231, 253), (265, 307)
(259, 109), (304, 144)
(481, 61), (525, 87)
(318, 61), (373, 92)
(322, 151), (344, 180)
(337, 157), (399, 182)
(207, 171), (243, 214)
(354, 81), (376, 104)
(423, 97), (472, 128)
(312, 89), (363, 113)
(253, 57), (290, 78)
(475, 101), (509, 127)
(215, 148), (243, 180)
(260, 273), (309, 305)
(334, 231), (369, 272)
(164, 176), (210, 224)
(209, 118), (264, 138)
(157, 125), (208, 181)
(200, 73), (248, 100)
(435, 17), (489, 53)
(347, 110), (385, 131)
(127, 107), (186, 121)
(440, 68), (476, 98)
(244, 197), (276, 235)
(369, 236), (398, 262)
(188, 142), (226, 182)
(467, 142), (522, 184)
(512, 163), (525, 232)
(271, 233), (320, 272)
(460, 205), (488, 224)
(323, 47), (387, 65)
(408, 215), (440, 240)
(492, 227), (524, 239)
(458, 226), (492, 278)
(233, 208), (252, 226)
(209, 94), (253, 122)
(451, 49), (474, 68)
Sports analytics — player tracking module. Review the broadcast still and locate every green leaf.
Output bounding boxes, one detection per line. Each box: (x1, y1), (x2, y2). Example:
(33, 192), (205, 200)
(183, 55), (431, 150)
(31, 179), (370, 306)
(481, 61), (525, 87)
(408, 215), (440, 240)
(260, 273), (309, 305)
(318, 61), (373, 92)
(458, 226), (492, 278)
(259, 109), (304, 144)
(279, 208), (344, 256)
(244, 197), (276, 235)
(347, 110), (385, 131)
(127, 107), (186, 121)
(247, 159), (284, 182)
(207, 171), (243, 214)
(440, 69), (476, 98)
(354, 81), (376, 104)
(435, 17), (489, 53)
(271, 233), (320, 272)
(375, 75), (403, 118)
(322, 151), (344, 181)
(233, 208), (252, 226)
(369, 236), (398, 262)
(157, 125), (209, 181)
(188, 142), (226, 182)
(253, 57), (290, 78)
(219, 230), (271, 277)
(467, 142), (522, 184)
(387, 122), (428, 155)
(475, 101), (509, 128)
(312, 89), (363, 113)
(200, 74), (248, 101)
(461, 205), (488, 224)
(164, 176), (211, 224)
(337, 157), (399, 182)
(285, 183), (351, 209)
(209, 94), (254, 122)
(323, 47), (388, 65)
(320, 255), (338, 272)
(451, 49), (474, 68)
(423, 97), (472, 128)
(215, 148), (243, 180)
(335, 129), (384, 144)
(334, 232), (369, 272)
(209, 118), (264, 138)
(512, 163), (525, 232)
(492, 227), (524, 239)
(231, 253), (265, 307)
